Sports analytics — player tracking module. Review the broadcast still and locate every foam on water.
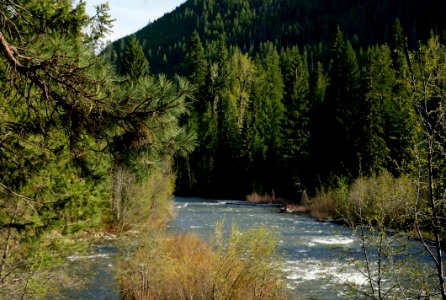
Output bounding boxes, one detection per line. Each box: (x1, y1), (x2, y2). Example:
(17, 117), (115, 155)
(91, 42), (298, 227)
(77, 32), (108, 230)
(311, 236), (354, 245)
(284, 259), (369, 287)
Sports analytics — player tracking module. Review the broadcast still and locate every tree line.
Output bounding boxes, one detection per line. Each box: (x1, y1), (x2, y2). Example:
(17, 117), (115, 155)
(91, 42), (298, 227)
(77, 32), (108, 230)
(173, 20), (420, 200)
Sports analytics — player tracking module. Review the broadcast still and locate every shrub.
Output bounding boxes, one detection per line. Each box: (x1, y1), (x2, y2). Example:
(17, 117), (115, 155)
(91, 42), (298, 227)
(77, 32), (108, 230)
(119, 224), (287, 300)
(306, 173), (417, 226)
(111, 166), (175, 232)
(305, 177), (349, 221)
(304, 190), (337, 220)
(341, 172), (417, 227)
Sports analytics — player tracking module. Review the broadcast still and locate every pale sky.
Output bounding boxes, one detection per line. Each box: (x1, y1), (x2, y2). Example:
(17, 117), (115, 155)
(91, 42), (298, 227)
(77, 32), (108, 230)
(85, 0), (186, 41)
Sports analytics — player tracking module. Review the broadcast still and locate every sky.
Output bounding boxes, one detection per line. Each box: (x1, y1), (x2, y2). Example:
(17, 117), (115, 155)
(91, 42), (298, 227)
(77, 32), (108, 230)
(85, 0), (186, 41)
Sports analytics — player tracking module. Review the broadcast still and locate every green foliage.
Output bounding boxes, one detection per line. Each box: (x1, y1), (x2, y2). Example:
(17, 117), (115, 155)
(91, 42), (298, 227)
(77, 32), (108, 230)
(409, 36), (446, 298)
(120, 35), (149, 79)
(342, 172), (417, 228)
(185, 30), (207, 87)
(357, 45), (393, 174)
(280, 46), (310, 160)
(278, 46), (310, 197)
(323, 28), (361, 177)
(306, 172), (417, 228)
(164, 0), (442, 204)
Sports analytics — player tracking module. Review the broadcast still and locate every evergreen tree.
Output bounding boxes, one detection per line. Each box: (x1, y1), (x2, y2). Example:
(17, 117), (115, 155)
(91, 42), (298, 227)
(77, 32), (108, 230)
(185, 30), (207, 88)
(121, 35), (149, 80)
(390, 18), (408, 72)
(279, 46), (310, 197)
(248, 42), (285, 194)
(323, 27), (360, 178)
(386, 20), (417, 174)
(0, 1), (194, 295)
(214, 41), (244, 195)
(357, 45), (393, 174)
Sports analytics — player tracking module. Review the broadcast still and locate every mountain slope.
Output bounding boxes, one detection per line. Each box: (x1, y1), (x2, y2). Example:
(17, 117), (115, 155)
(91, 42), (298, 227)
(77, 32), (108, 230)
(106, 0), (446, 75)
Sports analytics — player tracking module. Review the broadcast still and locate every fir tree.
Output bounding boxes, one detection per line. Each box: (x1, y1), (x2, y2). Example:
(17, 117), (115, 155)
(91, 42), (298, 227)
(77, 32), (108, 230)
(357, 45), (393, 174)
(386, 20), (416, 174)
(121, 35), (149, 80)
(249, 42), (285, 194)
(185, 30), (207, 88)
(279, 46), (310, 197)
(323, 27), (360, 178)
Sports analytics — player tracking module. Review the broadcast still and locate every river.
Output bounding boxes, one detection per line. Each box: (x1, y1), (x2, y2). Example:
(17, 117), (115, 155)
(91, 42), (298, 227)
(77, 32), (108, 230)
(63, 196), (436, 299)
(169, 197), (363, 299)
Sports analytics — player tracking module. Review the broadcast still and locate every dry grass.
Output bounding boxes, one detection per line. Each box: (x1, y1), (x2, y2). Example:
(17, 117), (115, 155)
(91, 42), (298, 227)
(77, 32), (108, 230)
(246, 192), (284, 204)
(119, 225), (287, 300)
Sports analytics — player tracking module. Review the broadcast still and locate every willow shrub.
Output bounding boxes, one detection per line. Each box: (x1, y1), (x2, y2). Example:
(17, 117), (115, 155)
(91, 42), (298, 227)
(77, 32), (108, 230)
(119, 224), (287, 300)
(338, 172), (417, 228)
(306, 172), (417, 227)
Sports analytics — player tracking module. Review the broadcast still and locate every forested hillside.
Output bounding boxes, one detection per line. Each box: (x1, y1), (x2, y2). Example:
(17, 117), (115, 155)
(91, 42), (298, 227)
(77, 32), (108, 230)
(106, 0), (446, 75)
(105, 0), (446, 199)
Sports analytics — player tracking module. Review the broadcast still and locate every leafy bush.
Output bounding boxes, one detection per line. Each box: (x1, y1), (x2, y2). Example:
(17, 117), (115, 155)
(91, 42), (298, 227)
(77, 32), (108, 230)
(306, 172), (417, 227)
(340, 172), (417, 227)
(304, 190), (337, 220)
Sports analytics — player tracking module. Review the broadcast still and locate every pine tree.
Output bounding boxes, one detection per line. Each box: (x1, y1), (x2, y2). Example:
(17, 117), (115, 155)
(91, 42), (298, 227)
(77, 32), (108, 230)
(0, 1), (194, 295)
(248, 42), (285, 194)
(280, 46), (310, 161)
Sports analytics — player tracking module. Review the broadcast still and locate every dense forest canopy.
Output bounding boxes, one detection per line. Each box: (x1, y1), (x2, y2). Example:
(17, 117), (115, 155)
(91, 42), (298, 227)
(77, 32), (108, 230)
(105, 0), (446, 200)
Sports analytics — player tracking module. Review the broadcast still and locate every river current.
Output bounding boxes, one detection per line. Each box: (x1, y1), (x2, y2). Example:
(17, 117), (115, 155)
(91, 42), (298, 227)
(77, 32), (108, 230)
(63, 196), (435, 299)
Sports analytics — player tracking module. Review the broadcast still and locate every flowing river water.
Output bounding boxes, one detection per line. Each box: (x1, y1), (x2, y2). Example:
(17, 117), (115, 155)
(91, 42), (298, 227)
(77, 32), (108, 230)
(169, 197), (363, 299)
(63, 196), (435, 299)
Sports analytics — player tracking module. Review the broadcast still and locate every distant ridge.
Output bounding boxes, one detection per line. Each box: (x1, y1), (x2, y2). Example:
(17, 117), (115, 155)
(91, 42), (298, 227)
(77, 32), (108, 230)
(105, 0), (446, 75)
